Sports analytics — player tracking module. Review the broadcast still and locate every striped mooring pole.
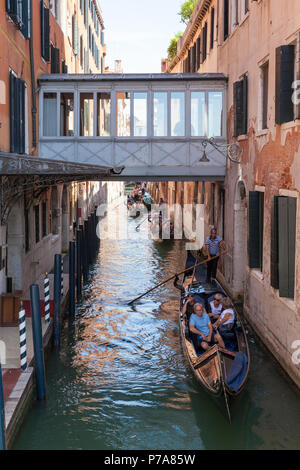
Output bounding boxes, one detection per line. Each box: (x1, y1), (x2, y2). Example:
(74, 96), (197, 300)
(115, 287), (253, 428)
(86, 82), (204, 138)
(19, 303), (27, 371)
(61, 257), (64, 298)
(44, 273), (50, 323)
(0, 362), (6, 450)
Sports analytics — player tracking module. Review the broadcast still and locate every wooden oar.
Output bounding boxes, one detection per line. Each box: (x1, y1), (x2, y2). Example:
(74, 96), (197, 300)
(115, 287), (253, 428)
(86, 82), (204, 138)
(128, 254), (222, 305)
(217, 349), (232, 424)
(136, 217), (149, 231)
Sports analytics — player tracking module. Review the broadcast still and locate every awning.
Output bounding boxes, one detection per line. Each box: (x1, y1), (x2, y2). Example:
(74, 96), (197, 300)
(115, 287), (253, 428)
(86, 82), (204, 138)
(0, 152), (124, 178)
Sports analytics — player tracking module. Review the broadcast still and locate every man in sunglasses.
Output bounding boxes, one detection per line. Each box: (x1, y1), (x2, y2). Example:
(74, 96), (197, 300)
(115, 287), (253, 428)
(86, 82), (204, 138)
(208, 294), (223, 322)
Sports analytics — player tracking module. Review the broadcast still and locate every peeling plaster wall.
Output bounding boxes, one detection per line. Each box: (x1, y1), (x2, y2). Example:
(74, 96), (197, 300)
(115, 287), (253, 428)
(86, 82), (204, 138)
(168, 0), (300, 386)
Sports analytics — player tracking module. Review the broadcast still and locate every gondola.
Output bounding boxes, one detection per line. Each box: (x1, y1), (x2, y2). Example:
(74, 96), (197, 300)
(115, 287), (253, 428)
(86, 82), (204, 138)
(178, 262), (250, 422)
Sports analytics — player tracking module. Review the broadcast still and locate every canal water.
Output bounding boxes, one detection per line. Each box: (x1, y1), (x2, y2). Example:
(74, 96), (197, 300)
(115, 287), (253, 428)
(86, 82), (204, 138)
(14, 218), (300, 450)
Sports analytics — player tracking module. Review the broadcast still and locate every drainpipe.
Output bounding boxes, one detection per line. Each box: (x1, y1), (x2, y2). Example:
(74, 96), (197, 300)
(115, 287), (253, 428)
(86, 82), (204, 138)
(29, 0), (37, 150)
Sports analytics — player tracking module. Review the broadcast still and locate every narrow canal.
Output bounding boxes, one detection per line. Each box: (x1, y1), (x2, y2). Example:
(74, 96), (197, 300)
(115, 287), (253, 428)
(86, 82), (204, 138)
(14, 218), (300, 450)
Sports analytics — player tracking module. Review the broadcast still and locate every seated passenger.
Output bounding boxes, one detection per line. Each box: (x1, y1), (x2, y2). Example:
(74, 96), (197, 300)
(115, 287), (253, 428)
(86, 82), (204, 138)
(213, 297), (235, 334)
(208, 294), (223, 322)
(181, 294), (196, 321)
(189, 304), (225, 353)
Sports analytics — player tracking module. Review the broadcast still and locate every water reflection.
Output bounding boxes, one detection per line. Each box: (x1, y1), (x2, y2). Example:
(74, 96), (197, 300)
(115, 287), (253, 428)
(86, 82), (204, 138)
(13, 220), (300, 450)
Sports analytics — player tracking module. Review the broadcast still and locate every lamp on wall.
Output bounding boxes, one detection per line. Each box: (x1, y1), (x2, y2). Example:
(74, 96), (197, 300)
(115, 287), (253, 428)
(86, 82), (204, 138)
(199, 137), (243, 164)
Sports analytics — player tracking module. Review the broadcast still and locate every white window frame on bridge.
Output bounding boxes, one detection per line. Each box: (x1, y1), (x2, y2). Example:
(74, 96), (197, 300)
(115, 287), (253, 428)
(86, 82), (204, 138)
(40, 84), (227, 141)
(38, 74), (228, 180)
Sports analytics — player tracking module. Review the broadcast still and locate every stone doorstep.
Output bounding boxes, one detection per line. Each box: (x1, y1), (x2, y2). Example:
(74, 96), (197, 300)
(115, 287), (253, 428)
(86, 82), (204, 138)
(4, 368), (34, 430)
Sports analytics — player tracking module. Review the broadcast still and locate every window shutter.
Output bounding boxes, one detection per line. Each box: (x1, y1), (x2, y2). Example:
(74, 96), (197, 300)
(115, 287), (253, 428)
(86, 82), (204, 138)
(224, 0), (229, 41)
(55, 48), (60, 73)
(41, 2), (50, 61)
(44, 7), (50, 61)
(278, 197), (297, 298)
(21, 0), (30, 38)
(270, 196), (279, 289)
(18, 78), (25, 154)
(74, 17), (79, 56)
(234, 80), (243, 136)
(9, 71), (16, 153)
(242, 74), (248, 134)
(248, 191), (264, 269)
(192, 43), (196, 72)
(275, 45), (295, 124)
(278, 196), (289, 297)
(203, 23), (207, 62)
(210, 7), (215, 49)
(6, 0), (18, 16)
(248, 191), (260, 268)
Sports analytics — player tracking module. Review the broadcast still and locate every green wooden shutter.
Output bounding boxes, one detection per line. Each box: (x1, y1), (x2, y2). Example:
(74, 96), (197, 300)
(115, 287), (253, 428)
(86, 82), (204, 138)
(234, 80), (243, 137)
(9, 71), (15, 152)
(210, 7), (215, 49)
(270, 196), (279, 289)
(242, 75), (248, 135)
(275, 45), (295, 124)
(248, 191), (261, 268)
(288, 198), (297, 298)
(278, 197), (297, 298)
(21, 0), (30, 38)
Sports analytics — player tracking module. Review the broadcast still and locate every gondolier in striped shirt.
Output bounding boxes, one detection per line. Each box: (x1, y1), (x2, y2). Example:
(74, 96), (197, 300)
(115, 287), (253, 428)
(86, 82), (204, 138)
(205, 227), (226, 284)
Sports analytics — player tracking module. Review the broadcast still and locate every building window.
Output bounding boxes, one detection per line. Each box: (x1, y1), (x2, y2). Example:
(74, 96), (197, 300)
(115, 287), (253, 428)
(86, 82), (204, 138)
(6, 0), (30, 36)
(41, 1), (50, 61)
(271, 196), (297, 299)
(43, 92), (57, 136)
(9, 71), (26, 154)
(233, 74), (248, 136)
(208, 91), (223, 137)
(153, 92), (168, 137)
(97, 92), (111, 136)
(133, 92), (147, 137)
(248, 191), (264, 271)
(171, 92), (185, 137)
(80, 93), (94, 136)
(191, 92), (206, 136)
(259, 61), (269, 130)
(231, 0), (239, 31)
(42, 201), (47, 238)
(275, 45), (295, 124)
(223, 0), (229, 41)
(210, 7), (215, 49)
(34, 205), (40, 244)
(60, 93), (74, 136)
(242, 0), (249, 16)
(117, 92), (131, 137)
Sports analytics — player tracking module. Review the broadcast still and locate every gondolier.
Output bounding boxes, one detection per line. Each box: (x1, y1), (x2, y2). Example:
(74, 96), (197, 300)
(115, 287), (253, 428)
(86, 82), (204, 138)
(205, 228), (226, 284)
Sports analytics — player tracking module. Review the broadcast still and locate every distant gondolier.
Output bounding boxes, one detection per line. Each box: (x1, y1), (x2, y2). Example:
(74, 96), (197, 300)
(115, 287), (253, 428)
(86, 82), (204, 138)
(205, 228), (226, 284)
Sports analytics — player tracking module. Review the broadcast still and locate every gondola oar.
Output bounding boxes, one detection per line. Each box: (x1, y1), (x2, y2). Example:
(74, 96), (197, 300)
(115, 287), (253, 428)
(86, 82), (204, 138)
(217, 349), (232, 424)
(128, 254), (222, 305)
(136, 217), (149, 232)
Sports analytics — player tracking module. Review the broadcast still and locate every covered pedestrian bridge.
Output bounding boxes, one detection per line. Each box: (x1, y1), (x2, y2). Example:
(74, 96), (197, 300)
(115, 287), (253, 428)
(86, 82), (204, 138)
(38, 73), (228, 181)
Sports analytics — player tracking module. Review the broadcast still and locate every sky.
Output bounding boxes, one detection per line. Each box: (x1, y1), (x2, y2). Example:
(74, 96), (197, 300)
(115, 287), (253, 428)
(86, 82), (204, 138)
(100, 0), (184, 73)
